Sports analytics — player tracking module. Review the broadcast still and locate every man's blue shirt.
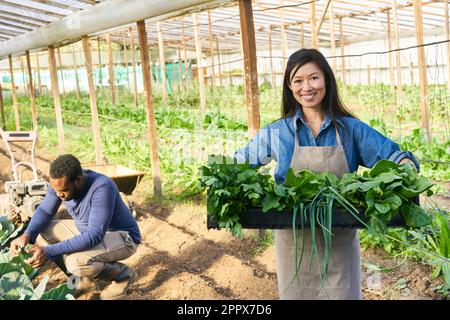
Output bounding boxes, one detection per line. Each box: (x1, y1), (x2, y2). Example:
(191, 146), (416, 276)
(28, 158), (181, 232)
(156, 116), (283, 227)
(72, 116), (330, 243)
(25, 170), (141, 260)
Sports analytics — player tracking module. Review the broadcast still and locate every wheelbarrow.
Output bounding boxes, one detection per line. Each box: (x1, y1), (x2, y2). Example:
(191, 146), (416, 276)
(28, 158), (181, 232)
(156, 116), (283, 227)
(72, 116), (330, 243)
(83, 164), (145, 218)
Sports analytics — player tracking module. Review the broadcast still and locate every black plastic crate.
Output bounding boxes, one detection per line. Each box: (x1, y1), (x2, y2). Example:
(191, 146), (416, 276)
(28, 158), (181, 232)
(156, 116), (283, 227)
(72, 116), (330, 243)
(206, 194), (420, 230)
(207, 206), (407, 230)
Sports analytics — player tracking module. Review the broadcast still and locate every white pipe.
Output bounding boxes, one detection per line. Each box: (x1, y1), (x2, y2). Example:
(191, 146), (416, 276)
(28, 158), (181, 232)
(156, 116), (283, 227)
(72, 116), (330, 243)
(0, 0), (231, 59)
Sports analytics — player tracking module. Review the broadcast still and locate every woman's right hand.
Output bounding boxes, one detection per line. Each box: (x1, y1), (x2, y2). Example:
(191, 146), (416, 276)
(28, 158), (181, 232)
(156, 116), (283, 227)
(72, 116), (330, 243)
(10, 234), (31, 256)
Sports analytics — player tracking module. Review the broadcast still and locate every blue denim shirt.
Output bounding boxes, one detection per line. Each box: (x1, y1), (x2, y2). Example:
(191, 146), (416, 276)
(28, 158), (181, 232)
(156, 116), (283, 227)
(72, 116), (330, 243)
(235, 109), (419, 184)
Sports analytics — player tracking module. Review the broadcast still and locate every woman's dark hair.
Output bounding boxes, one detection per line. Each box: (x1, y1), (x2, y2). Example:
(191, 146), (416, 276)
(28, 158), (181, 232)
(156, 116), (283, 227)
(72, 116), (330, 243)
(282, 48), (357, 123)
(50, 154), (82, 182)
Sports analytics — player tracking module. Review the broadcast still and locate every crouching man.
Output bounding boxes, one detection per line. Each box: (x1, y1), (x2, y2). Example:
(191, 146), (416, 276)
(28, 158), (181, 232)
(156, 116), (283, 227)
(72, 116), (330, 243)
(10, 154), (141, 300)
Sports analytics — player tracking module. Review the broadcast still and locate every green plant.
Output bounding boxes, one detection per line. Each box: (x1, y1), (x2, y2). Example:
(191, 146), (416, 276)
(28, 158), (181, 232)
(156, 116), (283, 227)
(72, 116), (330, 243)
(250, 230), (274, 256)
(359, 228), (409, 254)
(339, 160), (434, 232)
(427, 209), (450, 288)
(0, 218), (74, 300)
(201, 159), (434, 236)
(0, 217), (24, 247)
(199, 155), (271, 237)
(199, 158), (435, 291)
(0, 248), (75, 300)
(399, 128), (450, 181)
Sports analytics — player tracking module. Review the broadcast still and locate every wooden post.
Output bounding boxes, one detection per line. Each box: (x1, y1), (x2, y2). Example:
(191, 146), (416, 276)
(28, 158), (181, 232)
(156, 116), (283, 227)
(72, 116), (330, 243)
(215, 36), (223, 87)
(386, 9), (396, 95)
(82, 35), (104, 165)
(280, 0), (287, 70)
(48, 45), (66, 154)
(367, 64), (371, 85)
(71, 44), (81, 99)
(20, 56), (27, 96)
(122, 32), (131, 93)
(300, 22), (304, 48)
(239, 0), (260, 137)
(413, 0), (430, 142)
(128, 27), (138, 107)
(374, 66), (378, 85)
(0, 83), (5, 130)
(445, 0), (450, 91)
(177, 45), (183, 85)
(35, 53), (42, 95)
(329, 2), (336, 73)
(156, 22), (167, 104)
(208, 11), (216, 91)
(180, 17), (189, 87)
(316, 0), (331, 36)
(106, 33), (116, 105)
(136, 20), (162, 198)
(193, 13), (206, 114)
(239, 0), (262, 239)
(177, 45), (183, 90)
(268, 27), (275, 88)
(97, 37), (103, 88)
(32, 63), (37, 94)
(228, 63), (234, 85)
(25, 50), (38, 130)
(339, 17), (346, 90)
(8, 55), (20, 130)
(310, 0), (318, 48)
(392, 0), (403, 106)
(57, 47), (66, 97)
(239, 26), (246, 97)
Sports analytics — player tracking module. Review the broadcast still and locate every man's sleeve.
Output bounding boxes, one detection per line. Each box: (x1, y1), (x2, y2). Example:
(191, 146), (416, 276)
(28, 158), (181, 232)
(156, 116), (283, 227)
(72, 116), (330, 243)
(43, 183), (115, 260)
(234, 127), (274, 167)
(355, 121), (419, 170)
(25, 188), (62, 243)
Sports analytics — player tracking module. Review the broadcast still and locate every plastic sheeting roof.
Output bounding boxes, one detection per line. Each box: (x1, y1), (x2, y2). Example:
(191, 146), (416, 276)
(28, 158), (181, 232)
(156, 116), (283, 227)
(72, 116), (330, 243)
(0, 0), (448, 53)
(0, 1), (98, 42)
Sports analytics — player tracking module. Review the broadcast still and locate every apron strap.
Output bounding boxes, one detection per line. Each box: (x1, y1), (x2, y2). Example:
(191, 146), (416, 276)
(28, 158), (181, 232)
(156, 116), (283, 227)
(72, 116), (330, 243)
(335, 126), (342, 146)
(293, 117), (343, 146)
(293, 117), (298, 145)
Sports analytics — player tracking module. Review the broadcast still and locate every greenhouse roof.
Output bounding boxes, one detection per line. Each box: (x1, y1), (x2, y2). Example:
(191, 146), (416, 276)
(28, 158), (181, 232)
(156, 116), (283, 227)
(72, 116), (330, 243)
(0, 1), (98, 41)
(0, 0), (447, 56)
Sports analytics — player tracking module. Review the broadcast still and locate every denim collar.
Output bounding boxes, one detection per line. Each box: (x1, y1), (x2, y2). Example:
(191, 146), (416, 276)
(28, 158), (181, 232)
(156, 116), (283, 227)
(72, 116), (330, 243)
(294, 107), (345, 130)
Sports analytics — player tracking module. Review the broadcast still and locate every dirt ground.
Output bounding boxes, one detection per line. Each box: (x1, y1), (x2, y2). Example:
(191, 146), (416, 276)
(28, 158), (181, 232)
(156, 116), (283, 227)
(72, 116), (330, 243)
(0, 142), (448, 300)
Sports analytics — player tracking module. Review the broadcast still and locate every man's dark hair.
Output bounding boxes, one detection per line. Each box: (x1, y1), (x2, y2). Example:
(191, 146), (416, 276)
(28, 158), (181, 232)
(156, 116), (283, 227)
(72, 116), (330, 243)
(50, 154), (82, 182)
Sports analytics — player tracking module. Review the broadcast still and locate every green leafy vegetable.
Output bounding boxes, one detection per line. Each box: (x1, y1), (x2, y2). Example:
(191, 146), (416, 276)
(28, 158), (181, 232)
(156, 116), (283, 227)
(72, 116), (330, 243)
(200, 158), (436, 290)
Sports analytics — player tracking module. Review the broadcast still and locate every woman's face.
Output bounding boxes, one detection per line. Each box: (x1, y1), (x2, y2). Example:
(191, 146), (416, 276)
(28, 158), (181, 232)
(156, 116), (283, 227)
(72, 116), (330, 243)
(288, 62), (326, 111)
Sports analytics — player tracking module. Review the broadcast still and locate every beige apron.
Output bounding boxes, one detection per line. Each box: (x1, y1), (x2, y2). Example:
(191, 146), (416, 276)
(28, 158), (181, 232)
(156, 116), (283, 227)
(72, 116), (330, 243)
(275, 118), (362, 300)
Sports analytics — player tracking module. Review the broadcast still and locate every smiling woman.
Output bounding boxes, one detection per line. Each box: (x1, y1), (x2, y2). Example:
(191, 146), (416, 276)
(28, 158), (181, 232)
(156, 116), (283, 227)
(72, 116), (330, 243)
(235, 48), (420, 300)
(289, 65), (326, 111)
(281, 49), (358, 132)
(288, 63), (327, 137)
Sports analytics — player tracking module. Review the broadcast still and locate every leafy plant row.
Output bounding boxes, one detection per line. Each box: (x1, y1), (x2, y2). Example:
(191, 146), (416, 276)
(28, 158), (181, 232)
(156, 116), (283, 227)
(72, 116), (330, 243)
(0, 217), (74, 300)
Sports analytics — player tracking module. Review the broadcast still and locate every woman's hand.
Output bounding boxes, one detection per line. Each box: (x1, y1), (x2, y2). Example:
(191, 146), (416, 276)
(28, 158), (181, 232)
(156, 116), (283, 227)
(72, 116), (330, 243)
(399, 158), (414, 166)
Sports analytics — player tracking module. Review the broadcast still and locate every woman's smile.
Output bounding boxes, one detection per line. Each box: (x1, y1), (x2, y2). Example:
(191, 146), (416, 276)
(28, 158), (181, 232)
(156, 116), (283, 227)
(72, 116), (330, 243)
(289, 62), (326, 110)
